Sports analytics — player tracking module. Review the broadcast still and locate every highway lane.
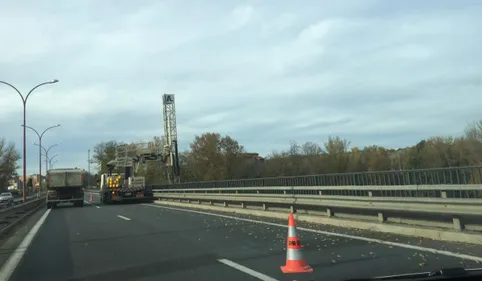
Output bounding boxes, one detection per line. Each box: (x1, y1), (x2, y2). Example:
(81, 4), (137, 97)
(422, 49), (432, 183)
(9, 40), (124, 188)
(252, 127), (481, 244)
(7, 200), (261, 281)
(4, 194), (482, 281)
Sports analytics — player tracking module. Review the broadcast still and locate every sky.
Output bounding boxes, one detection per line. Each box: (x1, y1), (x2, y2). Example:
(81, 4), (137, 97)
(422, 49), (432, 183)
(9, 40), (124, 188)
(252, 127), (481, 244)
(1, 0), (482, 175)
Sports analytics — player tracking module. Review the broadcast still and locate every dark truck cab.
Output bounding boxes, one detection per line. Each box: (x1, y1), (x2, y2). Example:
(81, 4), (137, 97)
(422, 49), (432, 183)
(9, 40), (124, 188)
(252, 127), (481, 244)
(46, 168), (85, 208)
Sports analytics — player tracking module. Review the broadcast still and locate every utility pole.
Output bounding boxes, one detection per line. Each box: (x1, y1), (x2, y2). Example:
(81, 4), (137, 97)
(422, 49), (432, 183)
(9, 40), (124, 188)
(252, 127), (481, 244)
(88, 149), (91, 187)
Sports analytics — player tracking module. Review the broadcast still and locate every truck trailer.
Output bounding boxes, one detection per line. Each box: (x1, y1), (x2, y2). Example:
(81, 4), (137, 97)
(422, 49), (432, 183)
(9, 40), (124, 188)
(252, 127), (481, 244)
(46, 168), (85, 208)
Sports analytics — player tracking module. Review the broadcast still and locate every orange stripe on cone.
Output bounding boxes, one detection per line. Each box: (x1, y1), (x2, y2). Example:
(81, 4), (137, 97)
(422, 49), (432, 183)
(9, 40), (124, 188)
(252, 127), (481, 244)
(288, 213), (296, 227)
(281, 213), (313, 274)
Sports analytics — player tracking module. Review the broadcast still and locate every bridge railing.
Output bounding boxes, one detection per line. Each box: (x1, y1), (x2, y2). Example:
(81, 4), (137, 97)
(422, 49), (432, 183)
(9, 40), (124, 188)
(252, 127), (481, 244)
(153, 166), (482, 189)
(150, 166), (482, 243)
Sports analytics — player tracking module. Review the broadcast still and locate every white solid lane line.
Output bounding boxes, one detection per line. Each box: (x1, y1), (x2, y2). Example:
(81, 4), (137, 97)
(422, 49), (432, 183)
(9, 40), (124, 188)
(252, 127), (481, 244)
(144, 204), (482, 263)
(218, 259), (279, 281)
(117, 215), (131, 221)
(95, 206), (100, 209)
(0, 209), (51, 281)
(84, 200), (91, 204)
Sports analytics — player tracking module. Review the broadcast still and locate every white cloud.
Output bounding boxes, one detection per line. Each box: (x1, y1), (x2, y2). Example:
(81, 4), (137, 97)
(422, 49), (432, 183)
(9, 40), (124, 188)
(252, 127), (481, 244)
(261, 13), (297, 36)
(229, 4), (254, 30)
(1, 0), (482, 175)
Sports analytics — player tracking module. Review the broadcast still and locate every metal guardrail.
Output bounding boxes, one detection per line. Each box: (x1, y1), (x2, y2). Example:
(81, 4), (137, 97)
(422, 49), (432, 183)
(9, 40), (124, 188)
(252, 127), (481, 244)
(0, 194), (42, 209)
(0, 197), (45, 237)
(153, 184), (482, 232)
(154, 166), (482, 189)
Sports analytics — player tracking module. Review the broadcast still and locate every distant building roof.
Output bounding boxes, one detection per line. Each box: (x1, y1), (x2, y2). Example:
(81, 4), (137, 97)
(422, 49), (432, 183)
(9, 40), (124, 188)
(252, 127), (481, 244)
(242, 153), (265, 161)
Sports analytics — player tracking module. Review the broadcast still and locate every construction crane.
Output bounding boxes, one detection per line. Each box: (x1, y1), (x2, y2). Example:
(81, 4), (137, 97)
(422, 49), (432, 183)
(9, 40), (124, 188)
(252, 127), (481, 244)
(95, 93), (180, 193)
(163, 94), (181, 184)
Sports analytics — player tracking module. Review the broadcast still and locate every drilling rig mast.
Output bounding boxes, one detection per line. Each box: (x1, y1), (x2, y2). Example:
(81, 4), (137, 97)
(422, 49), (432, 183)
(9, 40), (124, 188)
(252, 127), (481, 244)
(163, 94), (181, 184)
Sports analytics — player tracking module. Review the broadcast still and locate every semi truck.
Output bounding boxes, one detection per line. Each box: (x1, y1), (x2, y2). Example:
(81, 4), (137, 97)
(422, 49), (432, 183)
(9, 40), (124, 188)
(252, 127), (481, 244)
(99, 143), (159, 204)
(46, 168), (85, 208)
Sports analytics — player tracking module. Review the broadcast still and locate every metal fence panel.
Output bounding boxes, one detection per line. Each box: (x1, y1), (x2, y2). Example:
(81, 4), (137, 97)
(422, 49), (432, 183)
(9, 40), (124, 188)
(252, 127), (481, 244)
(153, 166), (482, 189)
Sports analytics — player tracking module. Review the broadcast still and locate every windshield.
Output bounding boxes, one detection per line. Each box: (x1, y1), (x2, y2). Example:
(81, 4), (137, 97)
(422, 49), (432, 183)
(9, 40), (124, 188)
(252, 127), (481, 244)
(1, 1), (482, 281)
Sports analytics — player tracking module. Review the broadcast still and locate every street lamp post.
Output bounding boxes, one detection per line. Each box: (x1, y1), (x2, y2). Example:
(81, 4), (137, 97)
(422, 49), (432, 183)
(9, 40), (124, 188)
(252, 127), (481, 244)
(22, 124), (60, 194)
(0, 79), (59, 202)
(87, 150), (95, 187)
(46, 153), (60, 169)
(35, 143), (59, 173)
(88, 150), (91, 187)
(49, 159), (58, 169)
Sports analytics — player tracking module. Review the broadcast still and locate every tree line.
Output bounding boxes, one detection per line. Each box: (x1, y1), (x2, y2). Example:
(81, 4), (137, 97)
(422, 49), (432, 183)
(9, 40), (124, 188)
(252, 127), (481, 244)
(2, 119), (482, 191)
(91, 120), (482, 185)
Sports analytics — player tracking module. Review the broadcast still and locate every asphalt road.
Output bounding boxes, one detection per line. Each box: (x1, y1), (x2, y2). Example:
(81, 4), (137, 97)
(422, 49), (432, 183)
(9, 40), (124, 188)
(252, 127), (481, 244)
(4, 193), (482, 281)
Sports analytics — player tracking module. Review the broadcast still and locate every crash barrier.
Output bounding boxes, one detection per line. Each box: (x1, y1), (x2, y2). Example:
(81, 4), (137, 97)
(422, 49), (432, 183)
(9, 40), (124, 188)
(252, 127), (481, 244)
(0, 197), (45, 237)
(0, 194), (43, 208)
(152, 184), (482, 244)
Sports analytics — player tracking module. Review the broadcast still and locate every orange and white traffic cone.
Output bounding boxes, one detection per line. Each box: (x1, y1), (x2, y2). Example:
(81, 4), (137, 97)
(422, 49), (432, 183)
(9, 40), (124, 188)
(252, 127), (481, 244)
(90, 194), (94, 203)
(281, 213), (313, 273)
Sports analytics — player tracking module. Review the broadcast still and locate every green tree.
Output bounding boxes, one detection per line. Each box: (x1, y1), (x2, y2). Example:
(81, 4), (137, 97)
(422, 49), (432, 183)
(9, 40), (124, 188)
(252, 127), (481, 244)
(184, 133), (245, 181)
(0, 138), (21, 191)
(324, 136), (351, 173)
(93, 140), (121, 174)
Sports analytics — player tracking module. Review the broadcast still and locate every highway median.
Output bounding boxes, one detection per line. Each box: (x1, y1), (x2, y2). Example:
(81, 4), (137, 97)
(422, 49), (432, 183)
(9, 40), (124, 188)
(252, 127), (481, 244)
(0, 196), (45, 239)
